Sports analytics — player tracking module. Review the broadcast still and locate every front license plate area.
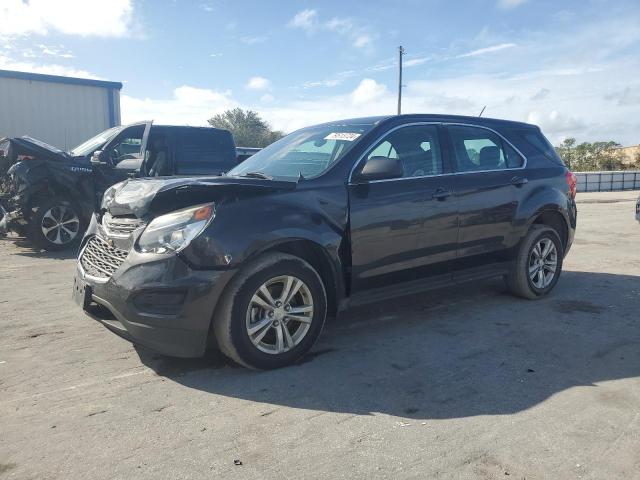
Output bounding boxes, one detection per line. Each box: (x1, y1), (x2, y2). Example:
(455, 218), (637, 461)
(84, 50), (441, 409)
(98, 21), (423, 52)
(72, 276), (92, 311)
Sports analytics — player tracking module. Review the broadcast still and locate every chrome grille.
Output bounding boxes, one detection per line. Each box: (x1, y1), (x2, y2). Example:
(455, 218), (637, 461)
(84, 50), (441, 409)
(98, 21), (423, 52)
(80, 236), (128, 279)
(102, 213), (145, 236)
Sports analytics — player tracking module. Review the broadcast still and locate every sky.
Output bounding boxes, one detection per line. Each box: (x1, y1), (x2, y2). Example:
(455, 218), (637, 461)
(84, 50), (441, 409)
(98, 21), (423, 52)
(1, 0), (639, 145)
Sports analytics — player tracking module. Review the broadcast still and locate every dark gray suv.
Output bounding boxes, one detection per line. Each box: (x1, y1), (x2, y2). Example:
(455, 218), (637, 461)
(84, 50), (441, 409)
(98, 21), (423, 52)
(73, 114), (578, 369)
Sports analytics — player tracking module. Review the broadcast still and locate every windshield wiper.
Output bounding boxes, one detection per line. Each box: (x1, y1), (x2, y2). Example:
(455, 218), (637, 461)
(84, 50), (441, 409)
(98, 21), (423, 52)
(239, 171), (273, 180)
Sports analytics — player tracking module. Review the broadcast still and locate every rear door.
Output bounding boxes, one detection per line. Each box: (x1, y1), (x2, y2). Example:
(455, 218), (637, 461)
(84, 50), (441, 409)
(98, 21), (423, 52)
(348, 123), (459, 292)
(445, 123), (527, 272)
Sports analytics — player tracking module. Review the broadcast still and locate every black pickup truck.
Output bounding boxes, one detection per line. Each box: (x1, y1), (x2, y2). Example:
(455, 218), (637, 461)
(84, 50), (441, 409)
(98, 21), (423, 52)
(0, 121), (246, 250)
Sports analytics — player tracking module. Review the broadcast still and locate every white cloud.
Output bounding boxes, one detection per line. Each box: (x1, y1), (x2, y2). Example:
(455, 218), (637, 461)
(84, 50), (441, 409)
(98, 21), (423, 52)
(119, 13), (640, 145)
(246, 76), (270, 91)
(404, 57), (429, 67)
(288, 9), (318, 30)
(458, 43), (517, 58)
(0, 53), (100, 79)
(526, 110), (585, 134)
(605, 86), (640, 106)
(325, 17), (353, 34)
(302, 70), (356, 89)
(38, 44), (74, 58)
(239, 36), (268, 45)
(288, 10), (374, 51)
(531, 88), (550, 101)
(122, 86), (236, 125)
(351, 79), (388, 105)
(497, 0), (528, 9)
(303, 79), (342, 89)
(118, 66), (640, 145)
(0, 0), (135, 38)
(353, 35), (372, 49)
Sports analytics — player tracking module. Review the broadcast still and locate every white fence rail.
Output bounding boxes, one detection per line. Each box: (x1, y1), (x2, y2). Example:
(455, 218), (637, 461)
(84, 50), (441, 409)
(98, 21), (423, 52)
(574, 171), (640, 192)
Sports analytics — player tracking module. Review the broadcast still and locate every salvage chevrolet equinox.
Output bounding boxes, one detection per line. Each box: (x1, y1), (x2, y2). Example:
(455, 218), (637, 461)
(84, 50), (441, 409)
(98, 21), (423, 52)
(73, 114), (578, 369)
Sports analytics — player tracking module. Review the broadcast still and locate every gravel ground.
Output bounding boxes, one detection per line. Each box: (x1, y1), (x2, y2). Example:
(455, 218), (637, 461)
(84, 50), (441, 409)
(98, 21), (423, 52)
(1, 190), (639, 480)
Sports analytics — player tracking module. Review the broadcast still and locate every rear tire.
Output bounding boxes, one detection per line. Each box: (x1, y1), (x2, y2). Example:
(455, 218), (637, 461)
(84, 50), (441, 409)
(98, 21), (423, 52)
(214, 252), (327, 369)
(505, 225), (563, 300)
(28, 197), (85, 251)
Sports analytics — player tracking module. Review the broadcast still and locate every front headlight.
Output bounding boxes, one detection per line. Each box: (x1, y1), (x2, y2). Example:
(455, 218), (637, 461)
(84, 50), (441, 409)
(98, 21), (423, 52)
(137, 203), (215, 254)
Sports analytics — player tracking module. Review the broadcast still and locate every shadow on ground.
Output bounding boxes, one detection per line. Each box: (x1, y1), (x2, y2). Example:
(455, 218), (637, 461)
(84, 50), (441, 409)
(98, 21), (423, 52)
(137, 270), (640, 420)
(0, 235), (78, 260)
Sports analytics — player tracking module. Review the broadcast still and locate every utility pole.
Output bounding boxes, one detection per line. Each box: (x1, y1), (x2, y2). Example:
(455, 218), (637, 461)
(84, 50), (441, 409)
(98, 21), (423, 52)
(397, 45), (405, 115)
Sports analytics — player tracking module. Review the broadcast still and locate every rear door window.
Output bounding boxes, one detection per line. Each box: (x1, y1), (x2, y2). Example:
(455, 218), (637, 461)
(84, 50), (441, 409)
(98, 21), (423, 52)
(447, 125), (523, 172)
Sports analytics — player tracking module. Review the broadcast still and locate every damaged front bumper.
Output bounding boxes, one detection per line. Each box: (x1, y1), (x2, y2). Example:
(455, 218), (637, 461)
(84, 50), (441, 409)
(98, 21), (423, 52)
(73, 217), (236, 357)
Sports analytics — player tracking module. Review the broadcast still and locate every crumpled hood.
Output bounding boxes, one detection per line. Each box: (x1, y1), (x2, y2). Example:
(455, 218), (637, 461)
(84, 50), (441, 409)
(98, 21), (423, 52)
(104, 176), (298, 218)
(0, 136), (88, 177)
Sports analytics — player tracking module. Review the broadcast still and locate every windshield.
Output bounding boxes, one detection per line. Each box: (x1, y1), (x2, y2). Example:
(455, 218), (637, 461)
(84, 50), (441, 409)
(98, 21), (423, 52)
(69, 126), (123, 156)
(227, 123), (374, 180)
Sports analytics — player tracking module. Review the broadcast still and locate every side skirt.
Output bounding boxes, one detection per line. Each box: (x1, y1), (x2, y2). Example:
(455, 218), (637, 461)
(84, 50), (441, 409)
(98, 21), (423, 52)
(339, 262), (510, 311)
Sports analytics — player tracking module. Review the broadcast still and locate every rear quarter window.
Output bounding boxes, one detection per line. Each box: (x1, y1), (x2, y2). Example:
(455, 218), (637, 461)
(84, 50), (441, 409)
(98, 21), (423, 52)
(507, 128), (564, 167)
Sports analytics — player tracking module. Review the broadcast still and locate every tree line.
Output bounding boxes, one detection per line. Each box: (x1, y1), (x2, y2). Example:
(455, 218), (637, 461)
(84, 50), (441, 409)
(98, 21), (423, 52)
(554, 138), (640, 171)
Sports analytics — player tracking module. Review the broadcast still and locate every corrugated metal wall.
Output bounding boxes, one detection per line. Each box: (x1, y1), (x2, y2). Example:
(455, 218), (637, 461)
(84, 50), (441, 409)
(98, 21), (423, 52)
(0, 77), (121, 150)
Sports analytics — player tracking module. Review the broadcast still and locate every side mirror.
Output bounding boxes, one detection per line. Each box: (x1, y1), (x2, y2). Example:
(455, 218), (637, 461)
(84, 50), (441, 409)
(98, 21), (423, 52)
(90, 150), (108, 166)
(354, 156), (404, 182)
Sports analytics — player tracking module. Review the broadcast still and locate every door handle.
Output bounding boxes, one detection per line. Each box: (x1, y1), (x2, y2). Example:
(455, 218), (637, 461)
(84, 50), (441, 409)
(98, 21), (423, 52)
(432, 188), (451, 201)
(511, 176), (528, 187)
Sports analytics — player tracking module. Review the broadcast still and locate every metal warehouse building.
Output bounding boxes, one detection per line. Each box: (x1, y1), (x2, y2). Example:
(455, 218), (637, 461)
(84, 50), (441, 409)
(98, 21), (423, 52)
(0, 69), (122, 150)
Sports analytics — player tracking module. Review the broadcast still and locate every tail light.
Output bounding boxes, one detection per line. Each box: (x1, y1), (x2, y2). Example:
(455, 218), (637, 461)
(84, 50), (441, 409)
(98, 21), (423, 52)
(565, 171), (577, 200)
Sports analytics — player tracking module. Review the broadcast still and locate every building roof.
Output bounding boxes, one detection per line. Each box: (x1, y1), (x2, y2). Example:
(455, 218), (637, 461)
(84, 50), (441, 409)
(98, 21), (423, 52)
(0, 69), (122, 90)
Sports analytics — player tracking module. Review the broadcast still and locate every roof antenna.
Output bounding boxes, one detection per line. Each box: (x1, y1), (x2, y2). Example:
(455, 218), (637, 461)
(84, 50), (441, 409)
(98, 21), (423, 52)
(478, 106), (486, 117)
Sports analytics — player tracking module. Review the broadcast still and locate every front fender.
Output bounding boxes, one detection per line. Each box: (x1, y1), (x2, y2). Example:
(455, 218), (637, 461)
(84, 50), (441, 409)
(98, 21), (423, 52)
(181, 187), (348, 270)
(7, 161), (94, 221)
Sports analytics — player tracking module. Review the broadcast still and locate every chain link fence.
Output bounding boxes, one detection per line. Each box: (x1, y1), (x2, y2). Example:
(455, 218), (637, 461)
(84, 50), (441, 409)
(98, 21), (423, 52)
(575, 171), (640, 192)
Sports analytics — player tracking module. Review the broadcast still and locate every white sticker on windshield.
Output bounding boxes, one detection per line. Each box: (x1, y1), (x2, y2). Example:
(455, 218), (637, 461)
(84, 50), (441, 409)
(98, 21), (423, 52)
(324, 132), (361, 141)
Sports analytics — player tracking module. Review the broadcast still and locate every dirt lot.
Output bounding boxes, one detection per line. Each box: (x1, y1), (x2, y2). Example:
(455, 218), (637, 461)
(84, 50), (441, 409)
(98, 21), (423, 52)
(1, 191), (639, 480)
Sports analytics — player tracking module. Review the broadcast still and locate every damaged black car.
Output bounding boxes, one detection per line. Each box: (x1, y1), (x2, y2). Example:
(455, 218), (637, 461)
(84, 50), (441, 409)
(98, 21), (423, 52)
(73, 114), (577, 369)
(0, 121), (240, 250)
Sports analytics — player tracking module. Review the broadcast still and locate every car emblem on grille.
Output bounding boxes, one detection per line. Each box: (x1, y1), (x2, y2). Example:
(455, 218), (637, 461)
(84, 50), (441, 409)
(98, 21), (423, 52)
(106, 238), (115, 248)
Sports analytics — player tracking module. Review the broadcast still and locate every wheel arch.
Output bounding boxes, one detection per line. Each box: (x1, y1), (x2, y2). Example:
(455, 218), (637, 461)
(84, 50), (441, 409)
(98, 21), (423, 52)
(517, 185), (571, 252)
(529, 209), (569, 251)
(246, 238), (346, 318)
(26, 178), (88, 221)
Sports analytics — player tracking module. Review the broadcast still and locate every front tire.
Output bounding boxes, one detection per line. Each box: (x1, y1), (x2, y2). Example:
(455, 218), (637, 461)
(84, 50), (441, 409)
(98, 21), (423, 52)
(214, 252), (327, 369)
(505, 225), (564, 299)
(28, 197), (85, 251)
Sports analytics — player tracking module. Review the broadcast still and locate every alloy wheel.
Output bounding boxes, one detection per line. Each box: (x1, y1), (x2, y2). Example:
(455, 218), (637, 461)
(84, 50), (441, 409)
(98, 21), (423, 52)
(245, 275), (314, 355)
(41, 206), (80, 245)
(528, 237), (558, 289)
